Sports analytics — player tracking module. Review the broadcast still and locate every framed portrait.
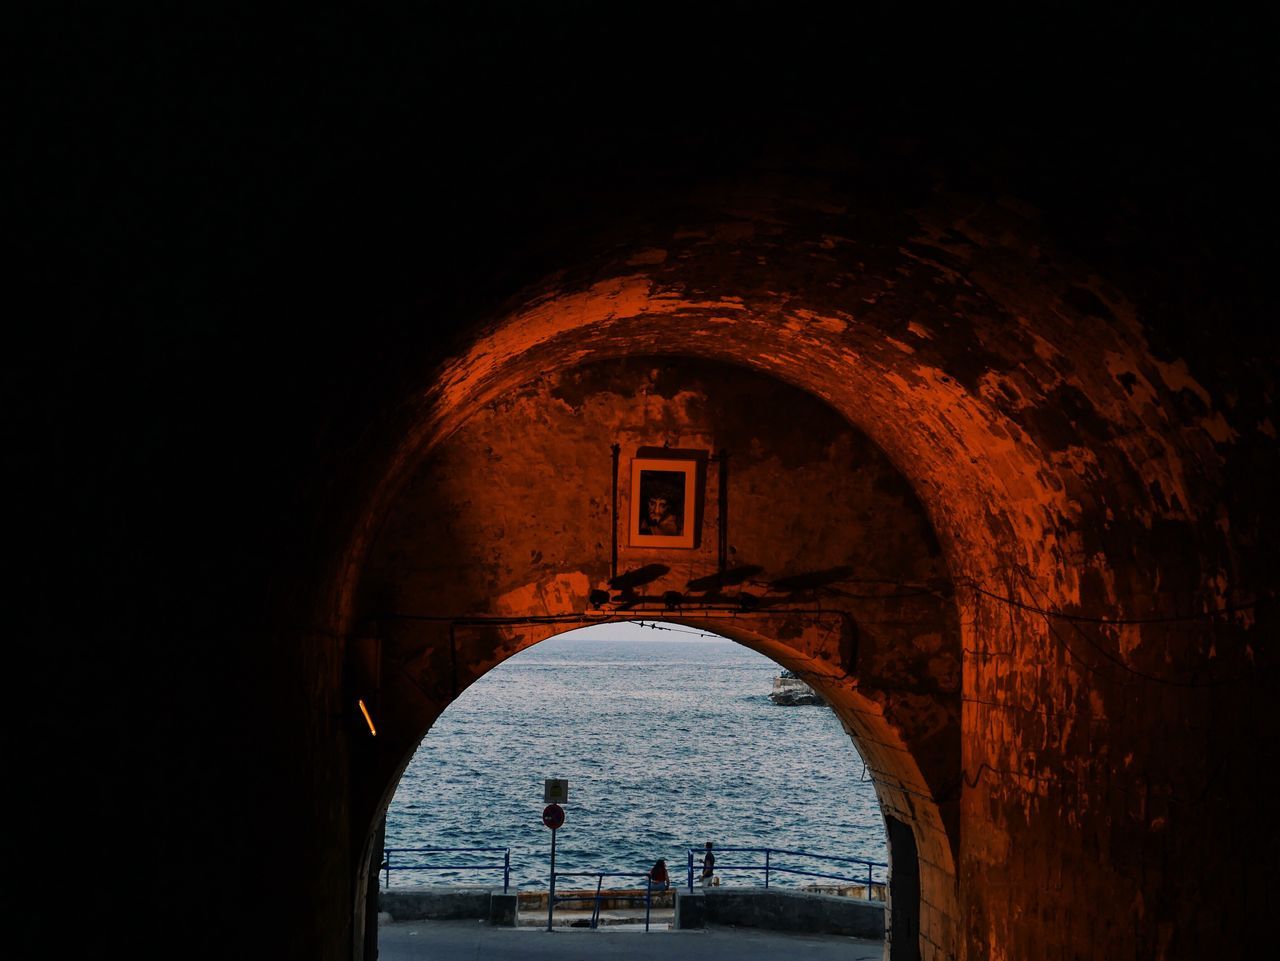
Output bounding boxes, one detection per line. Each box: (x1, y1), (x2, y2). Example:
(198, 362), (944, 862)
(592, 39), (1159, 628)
(629, 449), (705, 549)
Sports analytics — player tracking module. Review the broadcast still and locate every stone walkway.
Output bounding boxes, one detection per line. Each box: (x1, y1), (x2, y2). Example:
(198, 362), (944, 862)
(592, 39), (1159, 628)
(378, 919), (884, 960)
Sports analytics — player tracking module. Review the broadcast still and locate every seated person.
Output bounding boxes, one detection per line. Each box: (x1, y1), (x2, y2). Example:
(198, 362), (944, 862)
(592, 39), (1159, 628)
(648, 857), (670, 892)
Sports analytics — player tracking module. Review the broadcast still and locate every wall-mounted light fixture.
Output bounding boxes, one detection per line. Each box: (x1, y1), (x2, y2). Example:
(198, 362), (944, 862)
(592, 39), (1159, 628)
(347, 634), (381, 738)
(357, 698), (377, 736)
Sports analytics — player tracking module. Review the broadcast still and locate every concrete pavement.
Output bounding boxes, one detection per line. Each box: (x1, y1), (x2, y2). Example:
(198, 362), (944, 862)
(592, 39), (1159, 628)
(378, 919), (884, 960)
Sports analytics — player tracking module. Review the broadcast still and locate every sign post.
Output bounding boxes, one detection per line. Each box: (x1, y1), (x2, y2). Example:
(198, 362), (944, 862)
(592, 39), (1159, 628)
(542, 779), (568, 932)
(543, 803), (563, 931)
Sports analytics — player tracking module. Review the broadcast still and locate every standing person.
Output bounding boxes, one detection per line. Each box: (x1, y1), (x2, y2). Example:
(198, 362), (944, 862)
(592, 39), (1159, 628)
(648, 858), (669, 892)
(700, 842), (715, 887)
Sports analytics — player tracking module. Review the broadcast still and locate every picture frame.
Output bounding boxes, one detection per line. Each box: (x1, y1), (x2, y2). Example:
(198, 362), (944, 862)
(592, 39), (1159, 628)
(628, 448), (705, 549)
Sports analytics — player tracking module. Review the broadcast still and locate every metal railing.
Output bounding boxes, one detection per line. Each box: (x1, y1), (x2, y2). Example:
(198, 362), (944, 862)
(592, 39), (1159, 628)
(381, 846), (511, 893)
(686, 846), (887, 900)
(550, 872), (658, 931)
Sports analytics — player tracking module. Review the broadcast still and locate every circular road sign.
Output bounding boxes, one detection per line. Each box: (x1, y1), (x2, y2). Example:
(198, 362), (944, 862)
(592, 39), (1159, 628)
(542, 803), (565, 830)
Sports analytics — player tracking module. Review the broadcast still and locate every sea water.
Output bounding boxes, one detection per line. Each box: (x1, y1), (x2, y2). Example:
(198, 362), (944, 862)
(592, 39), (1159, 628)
(385, 624), (887, 889)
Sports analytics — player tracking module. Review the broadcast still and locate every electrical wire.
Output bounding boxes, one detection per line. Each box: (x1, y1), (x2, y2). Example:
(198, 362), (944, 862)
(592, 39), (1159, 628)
(1010, 569), (1256, 689)
(963, 579), (1257, 625)
(633, 620), (723, 639)
(372, 569), (1267, 690)
(371, 572), (1263, 819)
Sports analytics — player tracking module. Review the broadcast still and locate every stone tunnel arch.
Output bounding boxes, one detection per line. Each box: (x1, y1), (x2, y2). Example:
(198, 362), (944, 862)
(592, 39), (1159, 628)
(325, 180), (1249, 961)
(349, 353), (967, 958)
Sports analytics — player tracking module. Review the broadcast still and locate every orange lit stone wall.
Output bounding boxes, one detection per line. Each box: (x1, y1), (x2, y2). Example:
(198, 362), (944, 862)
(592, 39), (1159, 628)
(329, 175), (1273, 960)
(357, 357), (963, 955)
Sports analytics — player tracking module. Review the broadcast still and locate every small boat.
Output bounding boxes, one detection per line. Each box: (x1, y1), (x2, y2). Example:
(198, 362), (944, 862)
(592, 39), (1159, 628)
(769, 669), (826, 706)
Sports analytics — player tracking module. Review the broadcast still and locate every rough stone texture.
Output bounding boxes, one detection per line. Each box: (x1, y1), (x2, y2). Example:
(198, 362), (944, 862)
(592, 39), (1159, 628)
(332, 181), (1275, 961)
(675, 887), (886, 939)
(358, 357), (962, 951)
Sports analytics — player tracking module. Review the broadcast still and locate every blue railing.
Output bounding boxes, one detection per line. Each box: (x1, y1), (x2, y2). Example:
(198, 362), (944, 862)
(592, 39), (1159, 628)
(550, 872), (658, 931)
(381, 846), (511, 893)
(686, 846), (887, 900)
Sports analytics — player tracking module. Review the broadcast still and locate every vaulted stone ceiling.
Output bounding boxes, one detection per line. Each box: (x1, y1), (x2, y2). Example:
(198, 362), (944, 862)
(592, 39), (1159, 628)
(16, 6), (1277, 961)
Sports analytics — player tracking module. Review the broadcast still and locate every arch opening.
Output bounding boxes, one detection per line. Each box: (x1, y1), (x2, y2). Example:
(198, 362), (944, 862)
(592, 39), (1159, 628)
(381, 621), (892, 896)
(350, 353), (965, 958)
